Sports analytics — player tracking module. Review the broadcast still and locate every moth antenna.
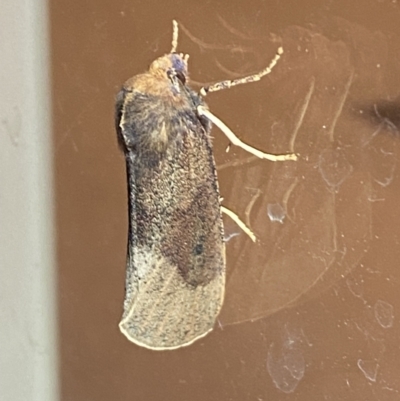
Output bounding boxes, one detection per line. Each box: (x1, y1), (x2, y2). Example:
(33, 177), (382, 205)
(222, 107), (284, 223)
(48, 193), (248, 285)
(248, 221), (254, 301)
(200, 47), (284, 96)
(171, 20), (179, 53)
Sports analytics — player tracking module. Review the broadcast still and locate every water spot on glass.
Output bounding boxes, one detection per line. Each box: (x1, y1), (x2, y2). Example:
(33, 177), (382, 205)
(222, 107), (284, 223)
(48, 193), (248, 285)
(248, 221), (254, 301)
(266, 326), (306, 393)
(370, 147), (396, 187)
(267, 203), (286, 224)
(374, 300), (394, 328)
(267, 342), (305, 393)
(346, 276), (365, 302)
(224, 232), (240, 242)
(357, 359), (378, 382)
(318, 148), (353, 189)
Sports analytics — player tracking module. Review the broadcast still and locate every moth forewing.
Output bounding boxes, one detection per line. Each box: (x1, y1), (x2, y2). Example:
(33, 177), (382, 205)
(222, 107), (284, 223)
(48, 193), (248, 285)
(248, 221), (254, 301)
(116, 41), (225, 350)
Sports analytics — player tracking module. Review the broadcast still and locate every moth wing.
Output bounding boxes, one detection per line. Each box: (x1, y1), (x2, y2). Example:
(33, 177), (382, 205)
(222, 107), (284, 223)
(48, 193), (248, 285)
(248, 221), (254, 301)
(119, 151), (226, 350)
(119, 245), (225, 350)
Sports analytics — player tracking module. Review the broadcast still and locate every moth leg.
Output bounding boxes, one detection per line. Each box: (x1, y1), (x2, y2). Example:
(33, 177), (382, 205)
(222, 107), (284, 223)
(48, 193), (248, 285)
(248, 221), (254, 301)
(197, 106), (297, 161)
(200, 47), (283, 96)
(221, 206), (256, 242)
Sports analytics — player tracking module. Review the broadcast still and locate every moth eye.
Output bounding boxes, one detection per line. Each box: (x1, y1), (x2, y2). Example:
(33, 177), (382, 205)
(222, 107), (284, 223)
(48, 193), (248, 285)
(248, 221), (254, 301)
(176, 71), (186, 85)
(167, 69), (186, 86)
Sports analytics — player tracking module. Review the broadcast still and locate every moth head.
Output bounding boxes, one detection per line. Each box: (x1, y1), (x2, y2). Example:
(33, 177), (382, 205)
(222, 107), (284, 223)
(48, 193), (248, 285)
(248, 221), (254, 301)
(150, 53), (190, 91)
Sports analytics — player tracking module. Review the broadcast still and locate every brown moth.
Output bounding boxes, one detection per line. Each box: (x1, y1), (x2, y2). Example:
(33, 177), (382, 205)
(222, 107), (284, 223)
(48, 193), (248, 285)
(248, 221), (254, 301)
(115, 21), (296, 350)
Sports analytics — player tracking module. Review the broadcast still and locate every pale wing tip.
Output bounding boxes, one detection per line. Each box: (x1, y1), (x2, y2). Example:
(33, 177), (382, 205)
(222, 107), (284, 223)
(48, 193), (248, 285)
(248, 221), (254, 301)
(119, 319), (214, 351)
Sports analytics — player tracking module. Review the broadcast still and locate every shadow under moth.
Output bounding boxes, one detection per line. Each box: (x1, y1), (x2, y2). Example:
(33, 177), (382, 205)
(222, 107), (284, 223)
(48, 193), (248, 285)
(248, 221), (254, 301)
(115, 20), (296, 350)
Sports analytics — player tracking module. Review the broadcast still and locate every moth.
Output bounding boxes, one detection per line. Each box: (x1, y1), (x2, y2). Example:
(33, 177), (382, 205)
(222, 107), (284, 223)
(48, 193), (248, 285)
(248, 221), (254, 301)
(115, 21), (296, 350)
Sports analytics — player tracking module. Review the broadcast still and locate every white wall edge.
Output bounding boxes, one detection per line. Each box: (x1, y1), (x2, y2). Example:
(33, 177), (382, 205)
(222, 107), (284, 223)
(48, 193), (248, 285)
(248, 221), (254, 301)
(0, 0), (59, 400)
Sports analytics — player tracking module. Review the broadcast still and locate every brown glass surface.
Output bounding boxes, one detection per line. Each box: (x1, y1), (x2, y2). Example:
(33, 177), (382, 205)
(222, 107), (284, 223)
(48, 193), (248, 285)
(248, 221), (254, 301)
(52, 1), (400, 399)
